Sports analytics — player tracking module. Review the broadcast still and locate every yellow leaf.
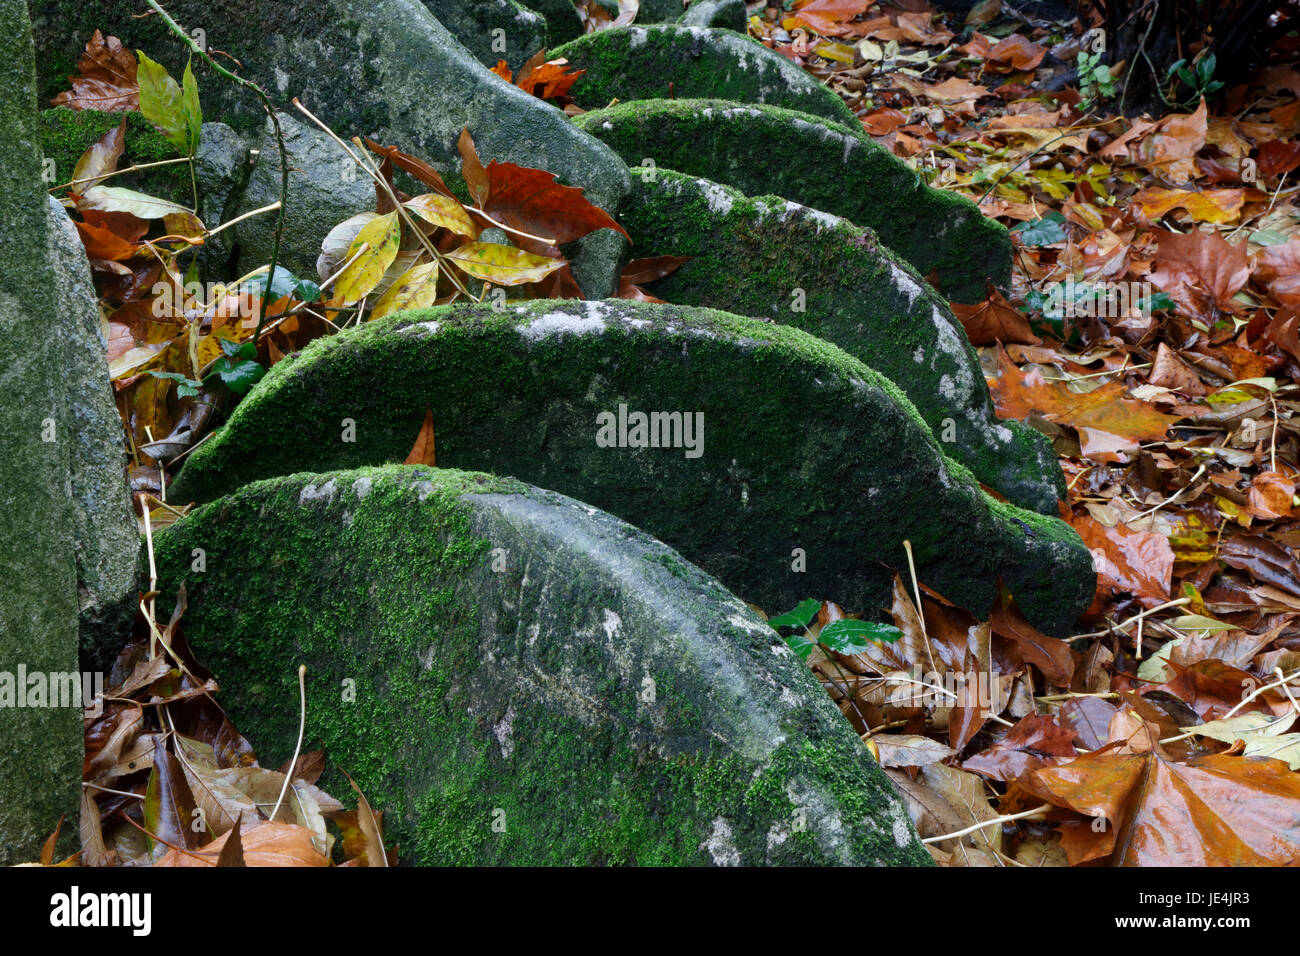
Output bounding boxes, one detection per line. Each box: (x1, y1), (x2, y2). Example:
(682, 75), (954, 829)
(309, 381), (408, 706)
(334, 211), (401, 305)
(403, 194), (477, 239)
(370, 261), (440, 320)
(445, 241), (564, 287)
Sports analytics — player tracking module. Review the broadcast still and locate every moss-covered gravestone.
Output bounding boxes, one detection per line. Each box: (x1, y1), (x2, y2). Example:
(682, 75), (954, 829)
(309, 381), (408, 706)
(550, 26), (860, 129)
(154, 466), (929, 865)
(170, 299), (1093, 634)
(29, 0), (631, 296)
(574, 98), (1012, 303)
(0, 0), (82, 864)
(680, 0), (748, 31)
(618, 167), (1063, 514)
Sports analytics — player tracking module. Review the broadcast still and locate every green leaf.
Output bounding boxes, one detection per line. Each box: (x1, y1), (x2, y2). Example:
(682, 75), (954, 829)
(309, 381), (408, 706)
(784, 631), (817, 660)
(136, 51), (188, 151)
(211, 355), (264, 394)
(147, 370), (203, 398)
(1137, 291), (1176, 312)
(766, 598), (821, 631)
(1011, 213), (1067, 246)
(820, 619), (903, 653)
(180, 59), (202, 155)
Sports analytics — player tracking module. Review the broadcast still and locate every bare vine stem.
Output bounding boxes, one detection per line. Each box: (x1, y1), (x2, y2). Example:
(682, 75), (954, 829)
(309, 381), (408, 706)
(144, 0), (289, 346)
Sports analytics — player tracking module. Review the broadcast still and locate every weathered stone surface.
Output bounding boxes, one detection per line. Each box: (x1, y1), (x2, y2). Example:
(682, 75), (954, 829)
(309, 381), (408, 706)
(422, 0), (547, 73)
(638, 0), (687, 20)
(29, 0), (631, 297)
(522, 0), (585, 44)
(680, 0), (747, 31)
(155, 465), (929, 865)
(171, 299), (1094, 634)
(574, 98), (1011, 303)
(227, 112), (372, 283)
(0, 0), (81, 864)
(550, 26), (860, 129)
(47, 198), (140, 665)
(619, 167), (1064, 514)
(193, 122), (251, 275)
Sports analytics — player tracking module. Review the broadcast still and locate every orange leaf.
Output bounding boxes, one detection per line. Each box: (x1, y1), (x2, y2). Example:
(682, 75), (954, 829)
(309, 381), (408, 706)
(404, 407), (436, 466)
(155, 821), (329, 867)
(988, 347), (1182, 460)
(1130, 186), (1249, 225)
(784, 0), (873, 35)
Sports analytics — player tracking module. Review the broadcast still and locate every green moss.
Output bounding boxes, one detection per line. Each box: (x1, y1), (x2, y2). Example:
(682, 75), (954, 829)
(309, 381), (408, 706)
(169, 299), (1094, 634)
(574, 98), (1012, 303)
(551, 26), (859, 129)
(616, 165), (1065, 514)
(38, 107), (189, 202)
(153, 465), (930, 864)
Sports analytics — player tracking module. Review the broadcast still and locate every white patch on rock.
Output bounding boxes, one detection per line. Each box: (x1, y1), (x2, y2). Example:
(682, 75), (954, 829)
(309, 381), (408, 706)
(274, 67), (289, 94)
(602, 608), (622, 641)
(888, 261), (924, 309)
(298, 479), (337, 505)
(412, 480), (434, 501)
(493, 704), (515, 759)
(913, 346), (925, 363)
(889, 800), (914, 848)
(697, 179), (734, 216)
(766, 821), (790, 853)
(352, 476), (372, 499)
(701, 816), (741, 866)
(779, 686), (800, 707)
(400, 320), (441, 337)
(520, 312), (606, 341)
(629, 27), (648, 49)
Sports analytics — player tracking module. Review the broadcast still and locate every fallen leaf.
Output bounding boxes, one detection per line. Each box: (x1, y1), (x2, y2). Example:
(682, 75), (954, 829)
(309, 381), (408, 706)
(404, 408), (436, 466)
(51, 30), (138, 111)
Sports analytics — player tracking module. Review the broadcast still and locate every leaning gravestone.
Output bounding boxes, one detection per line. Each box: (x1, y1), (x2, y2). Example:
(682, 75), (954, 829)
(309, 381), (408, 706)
(154, 465), (931, 865)
(28, 0), (631, 297)
(0, 0), (83, 865)
(617, 167), (1064, 514)
(550, 25), (861, 129)
(574, 98), (1012, 302)
(169, 299), (1094, 634)
(47, 198), (140, 666)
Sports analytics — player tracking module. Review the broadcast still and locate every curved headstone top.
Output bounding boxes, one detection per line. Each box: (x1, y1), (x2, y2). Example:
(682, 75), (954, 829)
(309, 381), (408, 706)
(550, 25), (862, 129)
(616, 165), (1064, 514)
(573, 97), (1013, 303)
(155, 465), (932, 865)
(170, 298), (1094, 634)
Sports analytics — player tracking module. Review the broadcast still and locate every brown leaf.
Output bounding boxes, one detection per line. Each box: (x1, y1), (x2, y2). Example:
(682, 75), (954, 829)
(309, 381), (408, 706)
(990, 594), (1076, 685)
(1070, 514), (1172, 609)
(51, 30), (139, 111)
(950, 284), (1041, 345)
(1135, 99), (1207, 171)
(984, 35), (1047, 73)
(403, 408), (436, 466)
(1148, 342), (1209, 395)
(1147, 228), (1249, 317)
(1028, 750), (1300, 865)
(215, 812), (246, 867)
(1258, 139), (1300, 178)
(363, 139), (457, 200)
(1247, 471), (1295, 519)
(483, 161), (629, 257)
(457, 128), (490, 208)
(154, 821), (329, 866)
(963, 714), (1076, 782)
(785, 0), (874, 36)
(69, 118), (126, 192)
